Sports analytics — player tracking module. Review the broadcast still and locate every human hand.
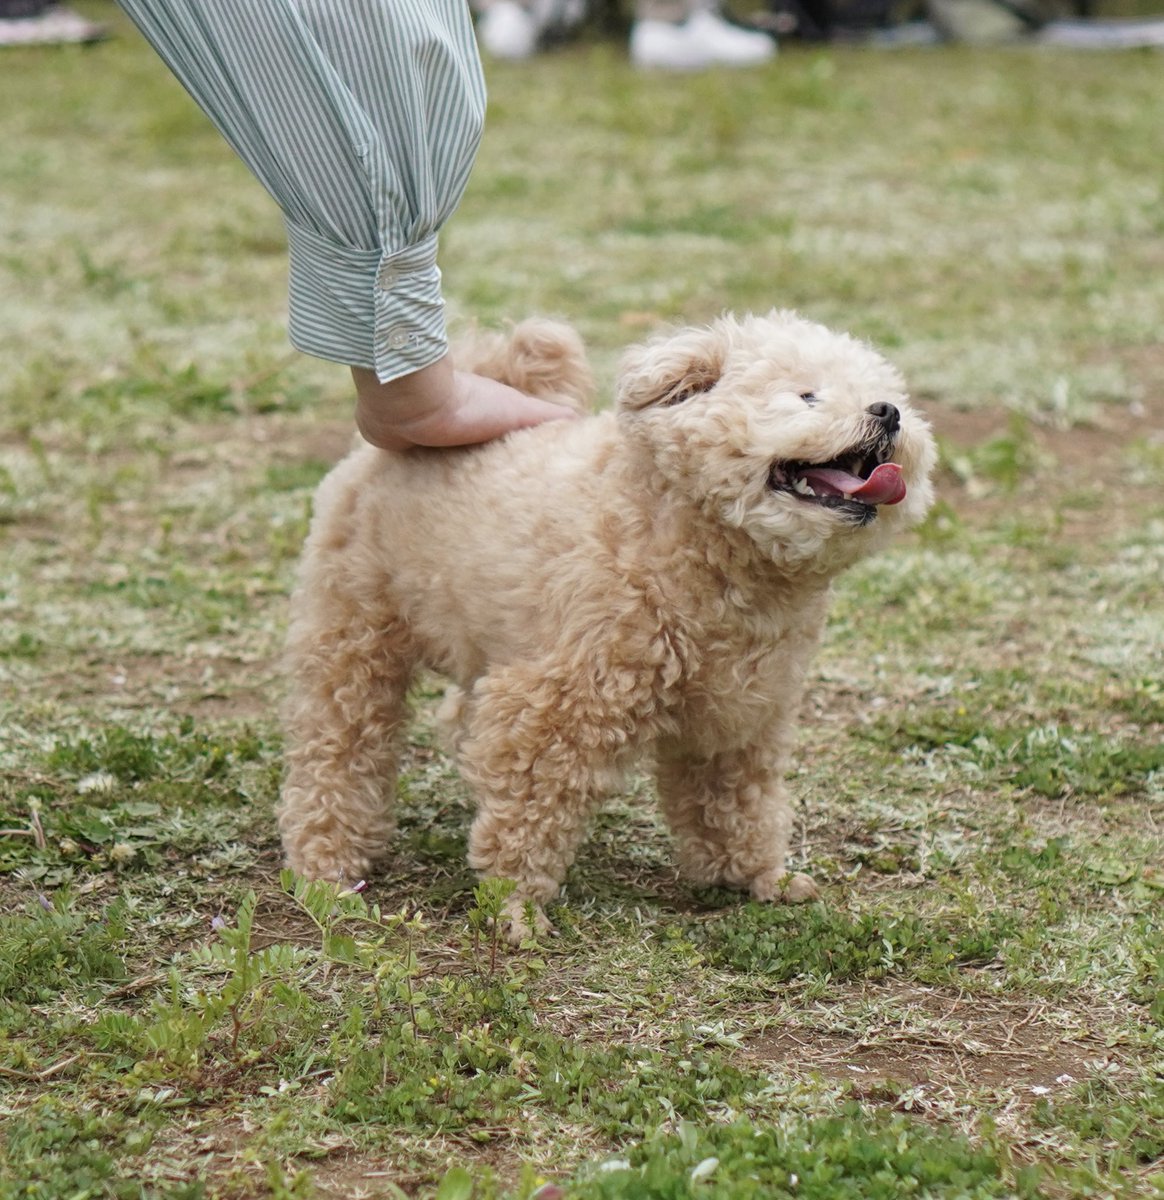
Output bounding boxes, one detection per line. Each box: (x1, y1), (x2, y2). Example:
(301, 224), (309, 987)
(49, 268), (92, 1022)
(352, 355), (578, 451)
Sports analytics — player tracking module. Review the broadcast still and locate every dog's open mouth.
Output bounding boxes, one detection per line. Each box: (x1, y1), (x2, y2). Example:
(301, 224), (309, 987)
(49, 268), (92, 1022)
(769, 447), (907, 516)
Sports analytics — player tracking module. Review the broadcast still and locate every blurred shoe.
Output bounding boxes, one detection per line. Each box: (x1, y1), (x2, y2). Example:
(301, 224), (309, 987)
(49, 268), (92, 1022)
(688, 9), (777, 62)
(478, 0), (539, 59)
(631, 9), (775, 69)
(631, 17), (708, 68)
(1037, 16), (1164, 47)
(926, 0), (1026, 42)
(0, 4), (108, 46)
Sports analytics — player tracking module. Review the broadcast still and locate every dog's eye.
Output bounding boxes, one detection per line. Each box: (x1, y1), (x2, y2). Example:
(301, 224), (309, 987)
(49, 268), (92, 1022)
(663, 385), (699, 407)
(800, 392), (818, 405)
(662, 369), (718, 407)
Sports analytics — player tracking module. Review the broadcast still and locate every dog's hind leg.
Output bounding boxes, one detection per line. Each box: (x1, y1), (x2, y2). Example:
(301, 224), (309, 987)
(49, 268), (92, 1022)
(656, 743), (818, 904)
(278, 570), (418, 885)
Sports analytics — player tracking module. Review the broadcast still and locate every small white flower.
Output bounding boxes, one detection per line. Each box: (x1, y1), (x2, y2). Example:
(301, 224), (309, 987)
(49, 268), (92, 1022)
(110, 842), (136, 864)
(1031, 1085), (1051, 1096)
(77, 771), (117, 795)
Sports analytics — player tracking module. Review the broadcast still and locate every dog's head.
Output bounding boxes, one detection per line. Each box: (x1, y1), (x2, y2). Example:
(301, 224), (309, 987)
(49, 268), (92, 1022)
(616, 311), (935, 575)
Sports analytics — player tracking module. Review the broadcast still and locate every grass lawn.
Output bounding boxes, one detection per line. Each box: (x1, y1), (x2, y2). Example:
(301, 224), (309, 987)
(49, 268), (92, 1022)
(1, 4), (1162, 1197)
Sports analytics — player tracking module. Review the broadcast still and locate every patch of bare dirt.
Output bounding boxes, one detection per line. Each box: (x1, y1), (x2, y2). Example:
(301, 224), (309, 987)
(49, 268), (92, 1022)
(305, 1139), (531, 1200)
(171, 414), (353, 472)
(26, 651), (281, 722)
(927, 390), (1163, 543)
(747, 983), (1113, 1102)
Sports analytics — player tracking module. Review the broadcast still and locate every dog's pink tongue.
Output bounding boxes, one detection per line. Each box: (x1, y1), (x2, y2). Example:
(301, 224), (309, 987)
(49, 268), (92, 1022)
(801, 462), (906, 505)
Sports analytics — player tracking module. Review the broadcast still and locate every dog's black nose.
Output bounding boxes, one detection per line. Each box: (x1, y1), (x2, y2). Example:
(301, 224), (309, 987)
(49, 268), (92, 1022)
(866, 402), (900, 434)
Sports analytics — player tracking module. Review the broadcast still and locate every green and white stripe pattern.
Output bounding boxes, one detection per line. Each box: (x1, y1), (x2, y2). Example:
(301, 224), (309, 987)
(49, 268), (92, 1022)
(116, 0), (486, 381)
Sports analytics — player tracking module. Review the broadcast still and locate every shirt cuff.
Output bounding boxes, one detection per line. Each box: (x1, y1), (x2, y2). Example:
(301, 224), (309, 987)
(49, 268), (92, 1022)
(285, 220), (448, 383)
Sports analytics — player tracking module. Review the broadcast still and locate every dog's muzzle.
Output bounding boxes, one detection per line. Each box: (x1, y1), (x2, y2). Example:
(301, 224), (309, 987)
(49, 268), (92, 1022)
(769, 414), (907, 519)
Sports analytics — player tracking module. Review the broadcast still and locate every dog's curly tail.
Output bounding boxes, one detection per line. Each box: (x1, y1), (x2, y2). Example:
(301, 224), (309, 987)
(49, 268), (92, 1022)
(454, 318), (594, 414)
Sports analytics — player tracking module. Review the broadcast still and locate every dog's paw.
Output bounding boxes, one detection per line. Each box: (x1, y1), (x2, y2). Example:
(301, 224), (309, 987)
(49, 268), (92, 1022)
(750, 869), (820, 905)
(284, 840), (374, 887)
(501, 894), (555, 946)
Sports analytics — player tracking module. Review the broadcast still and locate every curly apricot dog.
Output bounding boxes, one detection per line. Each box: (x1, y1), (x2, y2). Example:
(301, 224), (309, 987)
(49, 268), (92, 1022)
(279, 312), (935, 939)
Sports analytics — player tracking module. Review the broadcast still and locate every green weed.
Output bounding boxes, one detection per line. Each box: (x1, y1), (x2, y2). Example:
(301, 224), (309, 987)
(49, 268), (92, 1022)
(566, 1110), (1029, 1200)
(43, 720), (265, 785)
(871, 711), (1163, 799)
(0, 633), (44, 660)
(0, 1099), (193, 1200)
(1034, 1071), (1164, 1173)
(0, 720), (274, 877)
(690, 903), (1014, 983)
(941, 414), (1041, 494)
(0, 892), (128, 1004)
(264, 460), (333, 493)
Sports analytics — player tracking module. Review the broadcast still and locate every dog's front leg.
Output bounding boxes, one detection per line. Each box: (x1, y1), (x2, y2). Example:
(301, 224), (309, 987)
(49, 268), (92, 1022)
(459, 647), (667, 944)
(459, 667), (609, 944)
(656, 741), (818, 904)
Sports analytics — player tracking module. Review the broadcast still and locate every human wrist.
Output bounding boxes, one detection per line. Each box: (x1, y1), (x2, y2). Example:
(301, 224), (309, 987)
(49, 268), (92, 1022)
(352, 356), (455, 449)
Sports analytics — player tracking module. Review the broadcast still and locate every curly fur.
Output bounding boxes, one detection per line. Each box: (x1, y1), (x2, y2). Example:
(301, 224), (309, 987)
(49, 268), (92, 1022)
(279, 312), (936, 939)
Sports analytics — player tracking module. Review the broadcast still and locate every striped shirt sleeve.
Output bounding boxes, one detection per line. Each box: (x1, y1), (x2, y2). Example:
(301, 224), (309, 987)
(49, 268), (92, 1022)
(116, 0), (486, 382)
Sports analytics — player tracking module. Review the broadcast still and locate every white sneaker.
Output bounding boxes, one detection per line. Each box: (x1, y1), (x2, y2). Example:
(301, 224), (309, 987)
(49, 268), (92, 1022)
(630, 17), (710, 69)
(687, 9), (777, 63)
(631, 9), (776, 69)
(0, 5), (108, 46)
(478, 0), (539, 59)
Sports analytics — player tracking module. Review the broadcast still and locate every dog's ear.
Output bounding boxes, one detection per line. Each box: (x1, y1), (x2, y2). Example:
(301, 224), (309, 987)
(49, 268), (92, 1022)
(616, 326), (725, 413)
